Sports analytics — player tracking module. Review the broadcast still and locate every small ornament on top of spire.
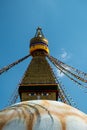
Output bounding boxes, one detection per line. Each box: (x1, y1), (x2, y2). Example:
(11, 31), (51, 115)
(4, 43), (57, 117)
(35, 27), (44, 37)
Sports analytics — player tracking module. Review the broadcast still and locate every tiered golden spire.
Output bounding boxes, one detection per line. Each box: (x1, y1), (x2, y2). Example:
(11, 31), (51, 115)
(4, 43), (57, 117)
(30, 27), (49, 55)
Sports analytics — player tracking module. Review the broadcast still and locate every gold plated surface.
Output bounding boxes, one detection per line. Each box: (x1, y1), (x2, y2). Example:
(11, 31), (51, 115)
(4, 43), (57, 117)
(30, 27), (49, 55)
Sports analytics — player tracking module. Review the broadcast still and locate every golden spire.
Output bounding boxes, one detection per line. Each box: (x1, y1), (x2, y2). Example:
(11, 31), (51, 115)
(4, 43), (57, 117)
(30, 27), (49, 55)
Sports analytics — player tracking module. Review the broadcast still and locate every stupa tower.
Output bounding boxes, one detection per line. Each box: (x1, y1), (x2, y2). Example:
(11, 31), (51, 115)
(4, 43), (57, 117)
(1, 27), (86, 107)
(18, 27), (59, 101)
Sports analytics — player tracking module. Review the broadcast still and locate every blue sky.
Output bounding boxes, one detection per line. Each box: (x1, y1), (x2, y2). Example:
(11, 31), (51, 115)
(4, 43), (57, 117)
(0, 0), (87, 113)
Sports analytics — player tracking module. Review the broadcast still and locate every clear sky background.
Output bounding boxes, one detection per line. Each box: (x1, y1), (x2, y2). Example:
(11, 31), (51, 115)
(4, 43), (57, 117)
(0, 0), (87, 113)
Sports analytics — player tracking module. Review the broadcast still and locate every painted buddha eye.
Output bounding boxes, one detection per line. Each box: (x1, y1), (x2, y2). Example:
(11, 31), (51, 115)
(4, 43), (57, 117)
(29, 93), (36, 96)
(41, 93), (49, 96)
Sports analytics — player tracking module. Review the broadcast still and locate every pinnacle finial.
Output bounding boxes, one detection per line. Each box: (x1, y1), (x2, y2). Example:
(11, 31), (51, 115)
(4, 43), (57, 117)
(37, 27), (42, 31)
(35, 27), (44, 37)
